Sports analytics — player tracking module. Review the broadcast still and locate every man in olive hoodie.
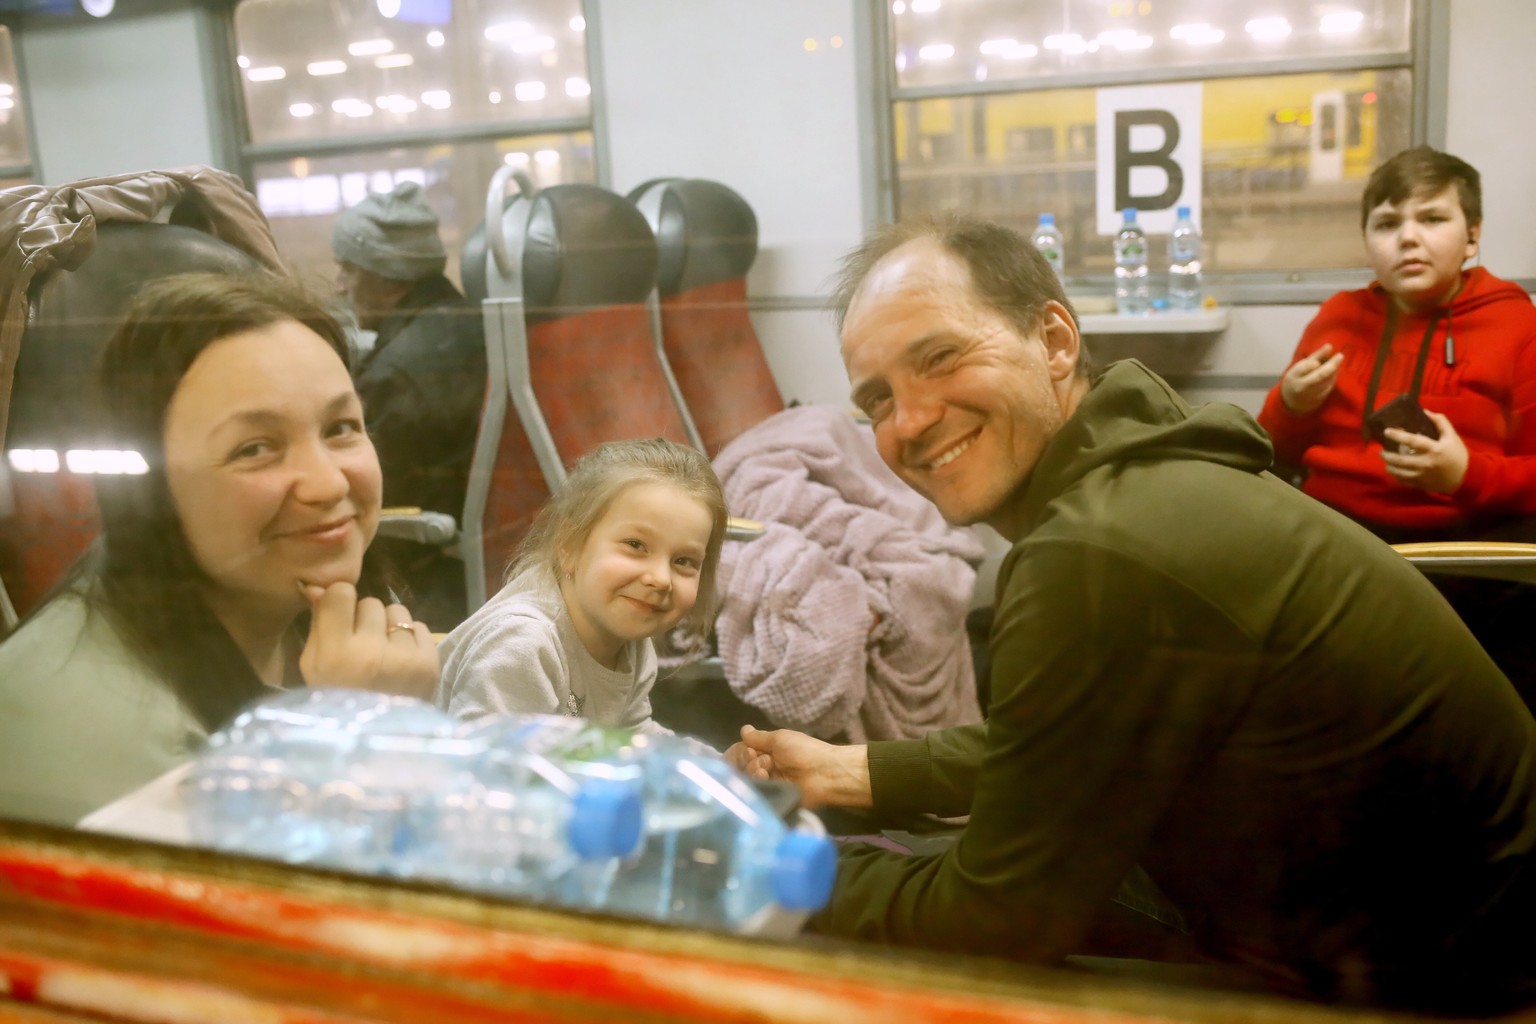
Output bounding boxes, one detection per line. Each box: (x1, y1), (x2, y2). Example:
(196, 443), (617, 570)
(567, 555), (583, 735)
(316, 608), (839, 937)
(730, 215), (1536, 1014)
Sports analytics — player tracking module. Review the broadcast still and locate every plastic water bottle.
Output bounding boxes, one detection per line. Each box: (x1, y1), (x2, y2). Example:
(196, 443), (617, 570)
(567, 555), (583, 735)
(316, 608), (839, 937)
(184, 693), (641, 896)
(1168, 205), (1203, 311)
(443, 716), (644, 902)
(184, 689), (475, 869)
(1113, 207), (1150, 316)
(1031, 213), (1064, 279)
(598, 751), (836, 932)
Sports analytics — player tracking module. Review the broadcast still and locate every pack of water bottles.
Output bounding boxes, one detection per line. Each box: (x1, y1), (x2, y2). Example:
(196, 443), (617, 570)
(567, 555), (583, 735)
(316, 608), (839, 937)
(179, 689), (836, 936)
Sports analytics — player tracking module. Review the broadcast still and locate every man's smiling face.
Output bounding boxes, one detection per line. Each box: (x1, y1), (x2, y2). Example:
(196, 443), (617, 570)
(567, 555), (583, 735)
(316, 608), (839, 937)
(841, 239), (1079, 537)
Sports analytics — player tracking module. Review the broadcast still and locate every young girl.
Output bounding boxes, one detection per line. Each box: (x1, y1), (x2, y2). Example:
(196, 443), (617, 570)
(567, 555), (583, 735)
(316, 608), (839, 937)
(435, 438), (727, 732)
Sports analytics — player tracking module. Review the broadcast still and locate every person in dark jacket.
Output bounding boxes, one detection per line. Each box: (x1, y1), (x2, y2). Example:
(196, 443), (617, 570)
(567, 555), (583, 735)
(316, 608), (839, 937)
(333, 181), (487, 629)
(729, 214), (1536, 1016)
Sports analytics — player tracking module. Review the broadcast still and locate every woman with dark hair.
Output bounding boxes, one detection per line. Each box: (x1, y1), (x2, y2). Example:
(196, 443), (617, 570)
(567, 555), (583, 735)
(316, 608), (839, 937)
(0, 273), (439, 827)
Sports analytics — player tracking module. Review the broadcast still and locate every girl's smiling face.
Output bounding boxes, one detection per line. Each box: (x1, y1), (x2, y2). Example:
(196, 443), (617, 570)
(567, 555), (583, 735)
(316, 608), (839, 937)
(559, 480), (714, 668)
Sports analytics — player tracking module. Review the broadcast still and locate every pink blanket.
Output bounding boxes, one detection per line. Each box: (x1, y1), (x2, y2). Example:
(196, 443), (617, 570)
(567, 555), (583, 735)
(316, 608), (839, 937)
(712, 405), (986, 742)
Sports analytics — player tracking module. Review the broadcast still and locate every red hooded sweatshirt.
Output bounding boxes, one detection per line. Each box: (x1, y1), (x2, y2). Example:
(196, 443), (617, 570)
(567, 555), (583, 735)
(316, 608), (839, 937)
(1258, 267), (1536, 533)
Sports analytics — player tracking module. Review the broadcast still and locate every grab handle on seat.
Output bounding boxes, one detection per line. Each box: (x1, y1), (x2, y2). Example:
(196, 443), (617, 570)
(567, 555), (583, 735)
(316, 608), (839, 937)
(484, 165), (536, 277)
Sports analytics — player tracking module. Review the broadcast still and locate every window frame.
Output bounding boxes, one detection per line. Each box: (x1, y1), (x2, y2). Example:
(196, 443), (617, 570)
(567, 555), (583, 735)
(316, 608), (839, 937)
(858, 0), (1447, 306)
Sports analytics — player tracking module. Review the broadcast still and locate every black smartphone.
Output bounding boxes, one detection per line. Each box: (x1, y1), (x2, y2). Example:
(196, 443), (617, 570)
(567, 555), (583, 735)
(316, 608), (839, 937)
(1365, 394), (1440, 453)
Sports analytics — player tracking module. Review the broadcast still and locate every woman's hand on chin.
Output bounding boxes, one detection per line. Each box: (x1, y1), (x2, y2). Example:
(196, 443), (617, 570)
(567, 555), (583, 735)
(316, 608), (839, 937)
(297, 581), (440, 700)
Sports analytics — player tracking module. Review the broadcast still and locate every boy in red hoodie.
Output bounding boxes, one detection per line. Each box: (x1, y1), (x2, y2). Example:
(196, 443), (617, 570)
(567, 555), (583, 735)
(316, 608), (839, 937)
(1259, 146), (1536, 538)
(1259, 147), (1536, 703)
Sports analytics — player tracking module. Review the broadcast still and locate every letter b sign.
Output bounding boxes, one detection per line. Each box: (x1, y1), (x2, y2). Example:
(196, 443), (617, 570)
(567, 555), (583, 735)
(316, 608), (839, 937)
(1096, 84), (1202, 236)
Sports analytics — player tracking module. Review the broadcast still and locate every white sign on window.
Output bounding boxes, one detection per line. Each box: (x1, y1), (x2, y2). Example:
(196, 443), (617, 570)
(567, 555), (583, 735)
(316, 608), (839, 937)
(1095, 83), (1203, 236)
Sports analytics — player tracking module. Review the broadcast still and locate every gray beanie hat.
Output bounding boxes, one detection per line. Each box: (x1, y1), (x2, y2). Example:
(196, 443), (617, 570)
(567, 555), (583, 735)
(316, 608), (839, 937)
(332, 181), (447, 281)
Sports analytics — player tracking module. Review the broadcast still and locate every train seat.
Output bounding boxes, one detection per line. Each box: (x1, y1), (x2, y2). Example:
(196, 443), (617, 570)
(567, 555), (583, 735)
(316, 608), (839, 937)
(627, 178), (784, 457)
(0, 168), (282, 629)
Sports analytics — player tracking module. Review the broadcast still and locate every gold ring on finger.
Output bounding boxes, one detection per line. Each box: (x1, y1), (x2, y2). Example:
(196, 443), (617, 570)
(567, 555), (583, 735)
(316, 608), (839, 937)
(387, 621), (414, 635)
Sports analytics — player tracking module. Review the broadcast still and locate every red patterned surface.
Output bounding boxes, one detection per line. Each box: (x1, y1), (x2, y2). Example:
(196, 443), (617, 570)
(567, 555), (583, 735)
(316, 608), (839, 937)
(529, 305), (693, 465)
(0, 471), (98, 620)
(660, 278), (784, 457)
(0, 829), (1232, 1024)
(481, 400), (548, 597)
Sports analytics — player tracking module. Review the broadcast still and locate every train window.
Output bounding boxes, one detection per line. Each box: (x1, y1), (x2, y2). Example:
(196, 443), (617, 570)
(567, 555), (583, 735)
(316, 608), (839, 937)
(892, 0), (1410, 91)
(884, 1), (1417, 276)
(249, 132), (595, 285)
(234, 0), (590, 146)
(0, 26), (33, 178)
(893, 69), (1411, 275)
(232, 0), (594, 281)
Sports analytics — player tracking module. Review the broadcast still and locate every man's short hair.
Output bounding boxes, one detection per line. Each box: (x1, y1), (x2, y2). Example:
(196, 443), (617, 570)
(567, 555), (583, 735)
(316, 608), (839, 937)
(1360, 146), (1482, 229)
(332, 181), (448, 282)
(831, 214), (1086, 375)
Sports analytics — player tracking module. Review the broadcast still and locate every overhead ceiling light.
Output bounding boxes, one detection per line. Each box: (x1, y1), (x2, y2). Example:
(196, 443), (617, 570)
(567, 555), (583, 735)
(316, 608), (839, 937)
(348, 39), (394, 57)
(917, 43), (955, 61)
(376, 0), (402, 16)
(1320, 10), (1364, 34)
(375, 54), (414, 68)
(247, 66), (288, 82)
(307, 60), (348, 76)
(1170, 23), (1225, 45)
(1245, 17), (1292, 40)
(80, 0), (115, 16)
(426, 30), (445, 47)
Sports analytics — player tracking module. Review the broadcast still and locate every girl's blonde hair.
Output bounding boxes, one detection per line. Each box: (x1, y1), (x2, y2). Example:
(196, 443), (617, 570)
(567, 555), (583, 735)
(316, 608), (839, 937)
(510, 438), (728, 632)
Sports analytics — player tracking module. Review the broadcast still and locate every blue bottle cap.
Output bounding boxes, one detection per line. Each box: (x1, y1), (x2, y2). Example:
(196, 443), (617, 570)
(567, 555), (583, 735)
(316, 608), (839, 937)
(771, 831), (837, 911)
(568, 780), (643, 859)
(1038, 212), (1055, 225)
(1176, 205), (1191, 218)
(1122, 207), (1137, 221)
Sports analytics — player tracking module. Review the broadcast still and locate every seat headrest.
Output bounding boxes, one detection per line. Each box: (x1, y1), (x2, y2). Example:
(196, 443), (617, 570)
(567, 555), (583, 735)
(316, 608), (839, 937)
(11, 222), (261, 447)
(520, 184), (658, 320)
(627, 178), (758, 296)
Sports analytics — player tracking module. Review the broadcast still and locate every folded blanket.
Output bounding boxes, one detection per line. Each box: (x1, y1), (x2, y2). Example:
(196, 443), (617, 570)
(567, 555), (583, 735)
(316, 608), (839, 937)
(712, 405), (986, 742)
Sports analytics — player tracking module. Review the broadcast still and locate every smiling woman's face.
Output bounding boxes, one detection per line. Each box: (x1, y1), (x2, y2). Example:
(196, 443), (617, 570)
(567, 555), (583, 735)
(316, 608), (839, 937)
(162, 319), (382, 622)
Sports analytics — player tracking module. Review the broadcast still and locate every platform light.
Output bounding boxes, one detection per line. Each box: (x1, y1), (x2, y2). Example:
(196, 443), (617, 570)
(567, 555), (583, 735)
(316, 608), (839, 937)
(917, 43), (955, 62)
(978, 38), (1017, 55)
(81, 0), (114, 16)
(247, 65), (287, 82)
(974, 64), (987, 81)
(503, 152), (531, 167)
(1002, 42), (1038, 59)
(375, 53), (413, 68)
(565, 76), (591, 98)
(830, 35), (843, 48)
(488, 89), (502, 103)
(376, 0), (401, 16)
(1320, 10), (1364, 34)
(534, 149), (561, 166)
(307, 60), (348, 76)
(514, 81), (546, 102)
(237, 55), (250, 69)
(376, 94), (417, 113)
(426, 30), (445, 47)
(421, 89), (451, 109)
(331, 98), (374, 117)
(289, 102), (316, 117)
(1043, 33), (1089, 54)
(348, 39), (394, 57)
(1245, 17), (1292, 40)
(894, 51), (908, 72)
(910, 0), (940, 11)
(1170, 23), (1225, 45)
(891, 0), (906, 13)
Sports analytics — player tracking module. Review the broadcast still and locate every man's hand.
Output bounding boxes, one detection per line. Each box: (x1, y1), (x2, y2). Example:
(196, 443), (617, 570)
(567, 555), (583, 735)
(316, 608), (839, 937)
(298, 582), (439, 699)
(1279, 343), (1344, 415)
(1381, 410), (1468, 494)
(724, 725), (872, 810)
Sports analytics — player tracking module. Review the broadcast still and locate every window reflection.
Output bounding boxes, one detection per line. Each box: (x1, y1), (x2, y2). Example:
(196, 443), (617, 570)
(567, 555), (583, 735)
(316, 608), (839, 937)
(252, 133), (596, 285)
(894, 70), (1412, 273)
(236, 0), (590, 145)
